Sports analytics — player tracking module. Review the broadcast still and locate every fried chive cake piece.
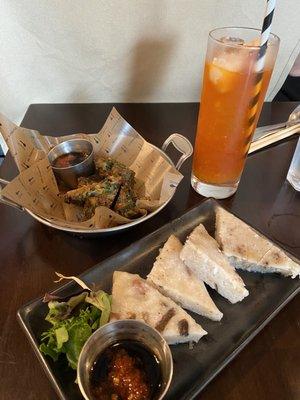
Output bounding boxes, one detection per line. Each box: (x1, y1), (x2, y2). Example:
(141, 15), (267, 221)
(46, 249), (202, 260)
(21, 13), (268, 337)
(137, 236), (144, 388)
(82, 179), (120, 219)
(64, 157), (139, 220)
(95, 157), (135, 186)
(113, 186), (140, 219)
(77, 174), (102, 187)
(64, 179), (120, 206)
(83, 195), (115, 219)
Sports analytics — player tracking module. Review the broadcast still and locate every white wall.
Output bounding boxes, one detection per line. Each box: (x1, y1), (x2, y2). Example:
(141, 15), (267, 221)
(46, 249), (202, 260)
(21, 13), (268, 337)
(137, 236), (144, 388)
(0, 0), (299, 123)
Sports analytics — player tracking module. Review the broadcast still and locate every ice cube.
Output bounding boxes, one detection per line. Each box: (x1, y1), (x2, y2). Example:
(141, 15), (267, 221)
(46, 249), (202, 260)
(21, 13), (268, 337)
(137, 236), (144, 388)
(209, 53), (245, 92)
(220, 36), (245, 46)
(209, 62), (235, 93)
(245, 37), (260, 47)
(209, 62), (224, 86)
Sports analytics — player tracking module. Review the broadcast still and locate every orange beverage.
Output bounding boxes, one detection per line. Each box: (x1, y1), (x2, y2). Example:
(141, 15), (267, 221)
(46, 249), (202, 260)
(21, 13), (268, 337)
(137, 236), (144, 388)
(191, 28), (279, 199)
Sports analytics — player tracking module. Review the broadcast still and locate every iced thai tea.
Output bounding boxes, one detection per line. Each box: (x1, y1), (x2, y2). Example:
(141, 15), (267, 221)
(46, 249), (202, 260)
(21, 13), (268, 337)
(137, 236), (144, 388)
(192, 27), (279, 198)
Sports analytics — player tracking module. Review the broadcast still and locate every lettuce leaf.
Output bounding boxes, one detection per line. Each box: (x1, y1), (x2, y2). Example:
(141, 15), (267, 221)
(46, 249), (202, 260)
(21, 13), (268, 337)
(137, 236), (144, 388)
(85, 290), (111, 327)
(64, 322), (92, 370)
(40, 275), (112, 370)
(45, 292), (87, 325)
(55, 326), (69, 350)
(40, 304), (104, 369)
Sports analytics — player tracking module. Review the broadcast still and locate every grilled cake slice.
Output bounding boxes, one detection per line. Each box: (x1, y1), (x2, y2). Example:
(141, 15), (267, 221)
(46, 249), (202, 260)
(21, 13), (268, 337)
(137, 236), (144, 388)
(180, 224), (249, 304)
(110, 271), (207, 344)
(147, 235), (223, 321)
(215, 207), (300, 278)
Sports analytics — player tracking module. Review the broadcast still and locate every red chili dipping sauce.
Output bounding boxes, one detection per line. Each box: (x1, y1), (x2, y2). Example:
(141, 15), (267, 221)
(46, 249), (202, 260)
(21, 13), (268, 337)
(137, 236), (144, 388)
(52, 151), (89, 168)
(90, 340), (162, 400)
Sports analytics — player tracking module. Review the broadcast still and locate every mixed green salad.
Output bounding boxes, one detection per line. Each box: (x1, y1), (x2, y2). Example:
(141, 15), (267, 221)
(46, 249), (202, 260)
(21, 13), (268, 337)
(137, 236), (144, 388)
(40, 273), (111, 370)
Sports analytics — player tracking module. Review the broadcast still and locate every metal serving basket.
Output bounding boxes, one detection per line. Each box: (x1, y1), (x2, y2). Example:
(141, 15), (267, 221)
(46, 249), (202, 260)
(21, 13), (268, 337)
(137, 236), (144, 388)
(0, 133), (193, 236)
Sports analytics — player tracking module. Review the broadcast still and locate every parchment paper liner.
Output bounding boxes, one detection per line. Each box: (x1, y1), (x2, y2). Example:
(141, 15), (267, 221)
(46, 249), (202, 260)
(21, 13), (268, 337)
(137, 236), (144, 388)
(0, 108), (183, 230)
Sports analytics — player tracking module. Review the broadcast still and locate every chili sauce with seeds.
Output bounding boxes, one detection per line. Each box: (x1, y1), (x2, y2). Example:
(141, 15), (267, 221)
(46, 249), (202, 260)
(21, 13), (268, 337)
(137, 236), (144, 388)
(90, 340), (162, 400)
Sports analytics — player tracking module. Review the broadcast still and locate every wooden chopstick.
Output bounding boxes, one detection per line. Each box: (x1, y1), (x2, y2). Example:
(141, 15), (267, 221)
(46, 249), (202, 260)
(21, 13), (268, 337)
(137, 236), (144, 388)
(249, 123), (300, 154)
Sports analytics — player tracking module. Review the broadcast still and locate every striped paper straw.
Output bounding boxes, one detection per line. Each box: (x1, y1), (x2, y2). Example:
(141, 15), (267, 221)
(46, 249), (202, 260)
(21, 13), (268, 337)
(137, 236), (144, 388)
(247, 0), (276, 139)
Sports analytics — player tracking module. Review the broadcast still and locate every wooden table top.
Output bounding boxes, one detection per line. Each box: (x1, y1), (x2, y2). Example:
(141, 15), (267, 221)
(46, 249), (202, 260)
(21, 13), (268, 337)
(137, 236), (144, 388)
(0, 102), (299, 400)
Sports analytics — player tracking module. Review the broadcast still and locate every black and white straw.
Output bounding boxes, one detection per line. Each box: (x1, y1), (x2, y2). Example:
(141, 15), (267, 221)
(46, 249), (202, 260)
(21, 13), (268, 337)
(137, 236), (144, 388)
(247, 0), (276, 137)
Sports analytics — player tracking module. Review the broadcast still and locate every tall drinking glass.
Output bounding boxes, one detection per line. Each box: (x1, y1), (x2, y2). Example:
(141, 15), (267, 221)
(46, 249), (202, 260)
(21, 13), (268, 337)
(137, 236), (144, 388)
(192, 27), (279, 199)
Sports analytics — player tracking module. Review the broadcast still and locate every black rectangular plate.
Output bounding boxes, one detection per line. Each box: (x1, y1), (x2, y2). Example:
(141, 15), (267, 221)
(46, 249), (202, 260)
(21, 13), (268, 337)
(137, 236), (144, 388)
(17, 198), (300, 400)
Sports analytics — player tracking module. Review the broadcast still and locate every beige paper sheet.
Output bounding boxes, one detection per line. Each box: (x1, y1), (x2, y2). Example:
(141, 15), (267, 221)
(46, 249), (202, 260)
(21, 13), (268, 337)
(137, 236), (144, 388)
(0, 108), (183, 230)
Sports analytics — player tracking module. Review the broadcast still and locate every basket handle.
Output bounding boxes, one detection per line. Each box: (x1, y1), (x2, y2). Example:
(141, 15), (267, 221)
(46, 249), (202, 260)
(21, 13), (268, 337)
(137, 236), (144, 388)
(161, 133), (193, 171)
(0, 178), (24, 211)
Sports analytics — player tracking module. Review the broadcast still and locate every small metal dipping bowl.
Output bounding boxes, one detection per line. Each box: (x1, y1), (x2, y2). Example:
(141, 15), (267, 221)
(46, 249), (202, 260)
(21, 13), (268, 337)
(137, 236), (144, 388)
(77, 320), (173, 400)
(48, 139), (94, 188)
